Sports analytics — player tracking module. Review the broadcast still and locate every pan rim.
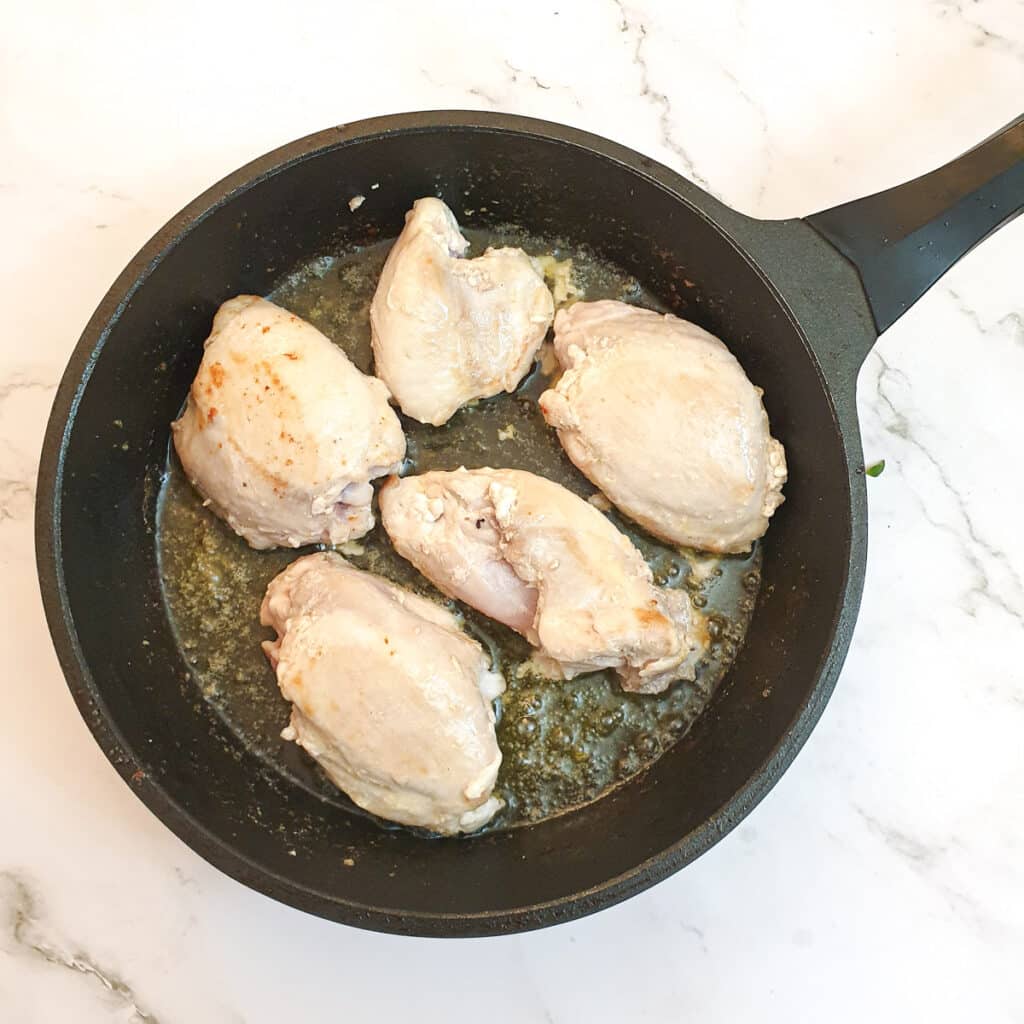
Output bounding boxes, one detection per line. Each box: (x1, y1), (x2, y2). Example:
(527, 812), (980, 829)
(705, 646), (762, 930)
(35, 109), (864, 937)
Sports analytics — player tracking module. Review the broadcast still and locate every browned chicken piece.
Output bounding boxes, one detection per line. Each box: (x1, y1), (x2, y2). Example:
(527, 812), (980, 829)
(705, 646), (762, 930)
(381, 467), (703, 694)
(262, 552), (505, 834)
(172, 296), (405, 549)
(540, 300), (787, 554)
(370, 198), (554, 425)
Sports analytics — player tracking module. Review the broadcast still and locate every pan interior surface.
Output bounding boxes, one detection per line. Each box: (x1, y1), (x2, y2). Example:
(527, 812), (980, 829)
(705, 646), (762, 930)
(157, 229), (762, 833)
(49, 122), (852, 934)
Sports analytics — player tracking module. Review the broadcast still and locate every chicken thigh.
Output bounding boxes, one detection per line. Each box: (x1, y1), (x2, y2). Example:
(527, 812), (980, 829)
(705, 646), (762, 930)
(172, 296), (405, 549)
(261, 552), (505, 834)
(380, 468), (701, 694)
(539, 301), (786, 554)
(370, 198), (554, 425)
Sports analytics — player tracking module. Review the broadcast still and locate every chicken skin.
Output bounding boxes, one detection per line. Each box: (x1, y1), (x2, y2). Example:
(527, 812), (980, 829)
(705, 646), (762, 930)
(539, 301), (786, 554)
(172, 296), (405, 549)
(369, 198), (554, 425)
(261, 552), (505, 834)
(380, 468), (701, 694)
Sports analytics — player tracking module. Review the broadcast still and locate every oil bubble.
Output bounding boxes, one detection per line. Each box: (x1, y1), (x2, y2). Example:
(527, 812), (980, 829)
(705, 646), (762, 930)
(521, 691), (543, 715)
(596, 708), (624, 736)
(549, 727), (573, 751)
(636, 733), (659, 756)
(517, 717), (537, 738)
(562, 691), (583, 712)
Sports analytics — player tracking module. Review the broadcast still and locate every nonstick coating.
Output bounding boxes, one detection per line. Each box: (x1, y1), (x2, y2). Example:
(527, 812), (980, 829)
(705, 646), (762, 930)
(36, 113), (860, 936)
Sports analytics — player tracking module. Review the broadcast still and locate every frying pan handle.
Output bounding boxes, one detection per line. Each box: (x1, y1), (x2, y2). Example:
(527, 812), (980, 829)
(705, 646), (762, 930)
(806, 114), (1024, 335)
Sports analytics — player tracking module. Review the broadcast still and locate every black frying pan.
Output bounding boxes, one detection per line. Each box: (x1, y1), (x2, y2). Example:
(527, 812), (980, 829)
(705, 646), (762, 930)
(36, 111), (1024, 936)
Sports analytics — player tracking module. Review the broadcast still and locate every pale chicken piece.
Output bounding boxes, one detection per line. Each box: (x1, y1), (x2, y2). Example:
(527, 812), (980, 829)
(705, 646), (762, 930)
(172, 296), (405, 550)
(539, 300), (787, 554)
(261, 552), (505, 834)
(380, 468), (701, 694)
(369, 198), (554, 425)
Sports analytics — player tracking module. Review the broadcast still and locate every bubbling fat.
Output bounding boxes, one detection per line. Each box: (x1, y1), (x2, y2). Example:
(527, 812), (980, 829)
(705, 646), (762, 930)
(156, 226), (761, 831)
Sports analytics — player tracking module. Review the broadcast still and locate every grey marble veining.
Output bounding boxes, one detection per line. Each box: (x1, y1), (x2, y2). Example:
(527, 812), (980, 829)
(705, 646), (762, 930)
(1, 872), (158, 1022)
(612, 0), (718, 195)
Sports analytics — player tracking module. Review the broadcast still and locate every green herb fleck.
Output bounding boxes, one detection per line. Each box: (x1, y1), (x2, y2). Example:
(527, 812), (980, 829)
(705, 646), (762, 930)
(866, 459), (886, 478)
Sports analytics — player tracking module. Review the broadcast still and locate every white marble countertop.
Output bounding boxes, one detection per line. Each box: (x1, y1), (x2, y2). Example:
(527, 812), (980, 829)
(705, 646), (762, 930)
(3, 1), (1023, 1020)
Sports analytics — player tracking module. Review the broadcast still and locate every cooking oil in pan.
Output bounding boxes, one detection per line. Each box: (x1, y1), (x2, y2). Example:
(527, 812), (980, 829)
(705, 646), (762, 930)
(156, 227), (761, 831)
